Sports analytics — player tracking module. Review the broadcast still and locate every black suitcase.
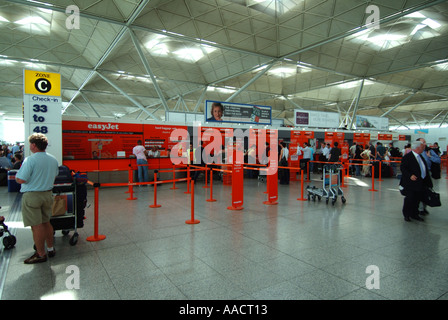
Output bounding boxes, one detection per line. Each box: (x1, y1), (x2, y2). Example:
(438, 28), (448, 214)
(54, 165), (73, 184)
(381, 164), (392, 178)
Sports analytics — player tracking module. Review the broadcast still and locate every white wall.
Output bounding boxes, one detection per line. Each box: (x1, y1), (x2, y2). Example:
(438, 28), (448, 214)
(397, 127), (448, 154)
(0, 118), (25, 144)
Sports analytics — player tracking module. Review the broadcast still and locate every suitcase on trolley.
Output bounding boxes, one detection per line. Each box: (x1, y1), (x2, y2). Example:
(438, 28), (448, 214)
(49, 167), (87, 245)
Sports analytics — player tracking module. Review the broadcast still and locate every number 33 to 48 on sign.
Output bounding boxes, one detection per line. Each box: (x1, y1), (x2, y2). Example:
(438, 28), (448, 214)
(25, 96), (62, 134)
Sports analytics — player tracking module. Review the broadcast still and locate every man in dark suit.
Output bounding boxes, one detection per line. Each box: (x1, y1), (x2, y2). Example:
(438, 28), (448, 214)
(399, 139), (433, 222)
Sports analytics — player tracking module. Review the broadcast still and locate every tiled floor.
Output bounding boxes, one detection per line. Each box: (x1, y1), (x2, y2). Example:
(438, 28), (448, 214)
(1, 170), (448, 300)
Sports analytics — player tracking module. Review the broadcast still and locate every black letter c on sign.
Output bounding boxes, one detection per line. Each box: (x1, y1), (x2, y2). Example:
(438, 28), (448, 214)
(35, 78), (51, 93)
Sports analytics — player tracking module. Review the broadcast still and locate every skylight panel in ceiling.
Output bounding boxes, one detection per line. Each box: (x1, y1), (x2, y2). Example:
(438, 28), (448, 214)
(228, 0), (301, 17)
(145, 35), (217, 63)
(348, 11), (443, 51)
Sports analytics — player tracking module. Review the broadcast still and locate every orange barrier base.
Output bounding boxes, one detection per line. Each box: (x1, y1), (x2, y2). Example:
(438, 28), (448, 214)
(206, 198), (217, 202)
(149, 204), (161, 208)
(186, 219), (200, 224)
(227, 206), (243, 210)
(86, 235), (106, 242)
(263, 200), (278, 205)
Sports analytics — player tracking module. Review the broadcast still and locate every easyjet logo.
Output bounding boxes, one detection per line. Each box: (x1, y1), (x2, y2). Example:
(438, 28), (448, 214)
(87, 123), (119, 131)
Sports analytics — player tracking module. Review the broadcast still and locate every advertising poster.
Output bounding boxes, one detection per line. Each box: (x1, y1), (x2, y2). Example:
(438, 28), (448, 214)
(294, 110), (340, 128)
(355, 115), (389, 130)
(205, 100), (271, 125)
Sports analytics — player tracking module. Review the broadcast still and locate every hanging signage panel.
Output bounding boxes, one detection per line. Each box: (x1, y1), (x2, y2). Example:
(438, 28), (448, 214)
(355, 115), (389, 130)
(205, 100), (272, 125)
(294, 110), (340, 128)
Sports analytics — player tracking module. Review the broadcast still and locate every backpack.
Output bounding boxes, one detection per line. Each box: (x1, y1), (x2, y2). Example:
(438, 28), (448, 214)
(389, 147), (401, 158)
(54, 165), (73, 184)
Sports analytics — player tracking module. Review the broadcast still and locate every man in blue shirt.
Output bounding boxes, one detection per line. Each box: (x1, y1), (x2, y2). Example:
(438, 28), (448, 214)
(418, 138), (441, 216)
(16, 133), (59, 264)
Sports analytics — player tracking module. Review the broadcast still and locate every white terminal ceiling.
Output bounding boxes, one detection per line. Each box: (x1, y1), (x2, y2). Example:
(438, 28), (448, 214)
(0, 0), (447, 129)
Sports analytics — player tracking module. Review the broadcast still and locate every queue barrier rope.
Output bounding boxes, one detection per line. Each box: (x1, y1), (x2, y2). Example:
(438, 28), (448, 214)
(83, 156), (401, 242)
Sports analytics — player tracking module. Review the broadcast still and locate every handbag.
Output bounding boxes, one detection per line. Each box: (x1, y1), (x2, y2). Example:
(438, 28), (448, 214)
(423, 188), (441, 207)
(430, 162), (441, 179)
(52, 195), (67, 216)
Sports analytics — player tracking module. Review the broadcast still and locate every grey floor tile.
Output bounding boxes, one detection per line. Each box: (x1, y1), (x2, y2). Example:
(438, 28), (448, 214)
(290, 269), (361, 300)
(251, 281), (319, 300)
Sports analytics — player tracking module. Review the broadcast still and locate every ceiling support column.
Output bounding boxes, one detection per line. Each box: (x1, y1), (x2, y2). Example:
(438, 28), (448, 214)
(128, 28), (170, 112)
(349, 79), (365, 130)
(96, 71), (159, 120)
(381, 91), (417, 117)
(225, 62), (275, 102)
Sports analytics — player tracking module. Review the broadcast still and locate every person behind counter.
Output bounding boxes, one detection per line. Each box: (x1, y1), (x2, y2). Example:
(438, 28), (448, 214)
(148, 146), (160, 158)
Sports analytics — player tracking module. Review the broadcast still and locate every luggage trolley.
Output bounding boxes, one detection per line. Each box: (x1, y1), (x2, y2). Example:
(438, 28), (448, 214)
(307, 164), (346, 205)
(51, 182), (80, 246)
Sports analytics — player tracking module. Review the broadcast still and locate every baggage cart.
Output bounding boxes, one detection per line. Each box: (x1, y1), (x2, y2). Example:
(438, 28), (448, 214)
(307, 164), (346, 205)
(51, 182), (80, 246)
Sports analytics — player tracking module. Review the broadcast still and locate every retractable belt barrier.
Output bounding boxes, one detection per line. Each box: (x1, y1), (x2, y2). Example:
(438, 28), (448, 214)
(82, 157), (384, 243)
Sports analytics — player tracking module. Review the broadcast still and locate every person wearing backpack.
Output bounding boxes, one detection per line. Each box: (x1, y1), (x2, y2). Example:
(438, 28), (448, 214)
(388, 143), (401, 177)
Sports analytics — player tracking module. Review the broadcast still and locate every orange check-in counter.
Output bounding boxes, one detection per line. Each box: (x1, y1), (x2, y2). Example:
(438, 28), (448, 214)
(63, 157), (188, 184)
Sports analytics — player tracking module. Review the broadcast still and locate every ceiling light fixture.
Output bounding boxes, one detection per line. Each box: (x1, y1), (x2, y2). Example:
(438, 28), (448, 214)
(268, 66), (296, 78)
(15, 16), (50, 25)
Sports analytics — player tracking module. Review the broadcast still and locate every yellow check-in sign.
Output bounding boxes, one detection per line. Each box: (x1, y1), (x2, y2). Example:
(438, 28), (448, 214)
(24, 69), (61, 96)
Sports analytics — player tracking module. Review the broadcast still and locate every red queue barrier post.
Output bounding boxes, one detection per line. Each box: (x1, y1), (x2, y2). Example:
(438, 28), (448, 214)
(125, 165), (131, 194)
(378, 160), (383, 182)
(203, 165), (209, 189)
(206, 169), (217, 202)
(297, 170), (307, 201)
(184, 165), (191, 194)
(126, 165), (137, 200)
(186, 180), (200, 224)
(305, 162), (310, 183)
(263, 170), (278, 205)
(341, 164), (346, 188)
(86, 183), (106, 242)
(369, 165), (378, 192)
(149, 170), (161, 208)
(170, 165), (179, 190)
(446, 157), (448, 178)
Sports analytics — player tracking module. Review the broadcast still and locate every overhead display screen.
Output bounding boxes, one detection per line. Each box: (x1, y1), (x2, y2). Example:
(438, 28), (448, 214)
(205, 100), (272, 125)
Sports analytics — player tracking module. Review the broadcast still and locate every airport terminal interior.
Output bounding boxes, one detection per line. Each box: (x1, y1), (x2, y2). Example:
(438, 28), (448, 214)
(1, 169), (448, 300)
(1, 0), (448, 302)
